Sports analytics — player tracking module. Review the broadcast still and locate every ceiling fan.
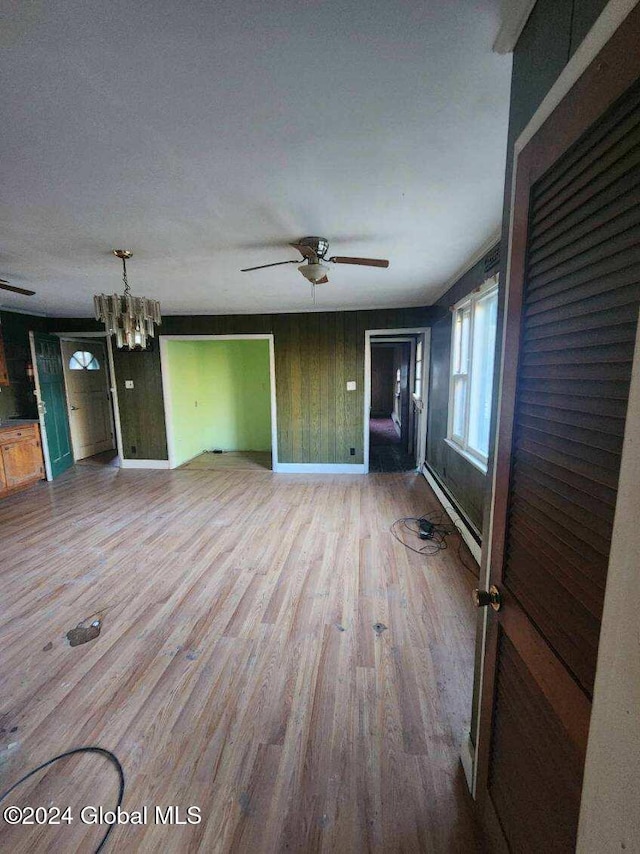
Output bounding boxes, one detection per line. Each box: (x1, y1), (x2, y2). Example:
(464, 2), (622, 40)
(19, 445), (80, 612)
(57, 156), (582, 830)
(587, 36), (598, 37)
(0, 278), (36, 296)
(240, 236), (389, 285)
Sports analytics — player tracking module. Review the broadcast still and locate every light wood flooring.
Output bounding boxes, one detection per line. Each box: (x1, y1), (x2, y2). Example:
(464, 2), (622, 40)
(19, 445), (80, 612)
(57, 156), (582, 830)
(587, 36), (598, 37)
(75, 449), (120, 467)
(0, 466), (483, 852)
(180, 451), (272, 472)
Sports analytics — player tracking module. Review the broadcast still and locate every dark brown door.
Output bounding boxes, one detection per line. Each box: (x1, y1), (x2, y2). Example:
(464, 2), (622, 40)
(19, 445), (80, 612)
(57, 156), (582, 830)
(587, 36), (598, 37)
(476, 10), (640, 853)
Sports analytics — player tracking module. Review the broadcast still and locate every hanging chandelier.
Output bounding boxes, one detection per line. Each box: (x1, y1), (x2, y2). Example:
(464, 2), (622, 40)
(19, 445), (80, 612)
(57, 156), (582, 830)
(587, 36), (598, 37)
(94, 250), (161, 350)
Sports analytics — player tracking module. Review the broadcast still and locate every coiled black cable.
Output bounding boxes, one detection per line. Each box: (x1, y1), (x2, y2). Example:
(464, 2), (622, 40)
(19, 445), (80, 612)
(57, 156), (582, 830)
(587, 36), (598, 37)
(0, 746), (124, 853)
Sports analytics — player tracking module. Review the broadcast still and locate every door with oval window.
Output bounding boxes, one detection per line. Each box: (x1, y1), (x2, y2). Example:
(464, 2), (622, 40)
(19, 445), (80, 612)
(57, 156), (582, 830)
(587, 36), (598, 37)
(61, 340), (115, 460)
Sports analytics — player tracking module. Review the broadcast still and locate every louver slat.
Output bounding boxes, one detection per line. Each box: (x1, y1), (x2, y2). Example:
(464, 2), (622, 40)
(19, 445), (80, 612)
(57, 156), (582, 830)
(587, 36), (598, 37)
(532, 81), (640, 214)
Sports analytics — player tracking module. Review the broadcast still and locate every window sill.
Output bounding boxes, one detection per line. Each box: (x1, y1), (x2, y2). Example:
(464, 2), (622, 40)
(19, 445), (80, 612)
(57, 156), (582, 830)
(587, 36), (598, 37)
(444, 438), (488, 474)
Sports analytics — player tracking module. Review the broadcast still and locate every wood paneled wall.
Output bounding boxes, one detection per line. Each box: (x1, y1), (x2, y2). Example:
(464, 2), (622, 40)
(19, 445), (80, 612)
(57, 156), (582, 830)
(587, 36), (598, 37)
(112, 345), (168, 460)
(370, 346), (395, 416)
(48, 308), (434, 463)
(0, 310), (49, 421)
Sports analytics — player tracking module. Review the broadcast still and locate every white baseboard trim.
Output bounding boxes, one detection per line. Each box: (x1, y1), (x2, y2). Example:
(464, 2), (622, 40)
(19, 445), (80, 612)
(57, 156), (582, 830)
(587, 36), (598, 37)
(120, 459), (170, 470)
(460, 729), (476, 797)
(274, 463), (366, 474)
(421, 465), (482, 565)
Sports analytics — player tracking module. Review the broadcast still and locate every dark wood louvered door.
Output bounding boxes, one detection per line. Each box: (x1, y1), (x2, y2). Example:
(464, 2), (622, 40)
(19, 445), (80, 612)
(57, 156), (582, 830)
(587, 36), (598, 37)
(476, 9), (640, 853)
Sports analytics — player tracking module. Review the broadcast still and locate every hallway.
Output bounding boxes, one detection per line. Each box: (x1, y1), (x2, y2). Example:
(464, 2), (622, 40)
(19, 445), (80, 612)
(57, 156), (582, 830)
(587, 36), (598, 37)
(369, 417), (417, 473)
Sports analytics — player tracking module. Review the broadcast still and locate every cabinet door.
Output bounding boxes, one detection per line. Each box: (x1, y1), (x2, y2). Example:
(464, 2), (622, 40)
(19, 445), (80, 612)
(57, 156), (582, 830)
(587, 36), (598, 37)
(0, 451), (6, 493)
(0, 333), (9, 386)
(2, 440), (44, 487)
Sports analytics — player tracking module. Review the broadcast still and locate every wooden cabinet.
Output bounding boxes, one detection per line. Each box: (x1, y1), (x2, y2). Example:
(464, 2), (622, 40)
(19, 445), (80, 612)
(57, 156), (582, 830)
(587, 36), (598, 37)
(0, 423), (45, 497)
(0, 332), (9, 386)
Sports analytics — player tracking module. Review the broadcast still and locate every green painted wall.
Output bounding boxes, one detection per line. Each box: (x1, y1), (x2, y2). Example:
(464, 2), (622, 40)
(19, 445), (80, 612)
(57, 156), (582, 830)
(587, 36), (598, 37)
(166, 339), (271, 466)
(166, 341), (202, 466)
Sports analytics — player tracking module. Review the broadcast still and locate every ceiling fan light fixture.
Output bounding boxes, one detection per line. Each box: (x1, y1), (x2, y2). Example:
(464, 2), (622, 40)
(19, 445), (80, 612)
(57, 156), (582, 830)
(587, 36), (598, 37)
(298, 262), (328, 284)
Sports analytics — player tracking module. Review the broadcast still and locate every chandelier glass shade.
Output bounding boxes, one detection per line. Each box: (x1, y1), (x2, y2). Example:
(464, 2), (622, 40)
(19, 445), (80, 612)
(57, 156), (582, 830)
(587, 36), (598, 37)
(94, 251), (161, 350)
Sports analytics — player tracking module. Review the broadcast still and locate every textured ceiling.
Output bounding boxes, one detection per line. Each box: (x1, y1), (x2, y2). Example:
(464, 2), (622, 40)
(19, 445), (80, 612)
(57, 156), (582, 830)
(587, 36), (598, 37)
(0, 0), (511, 317)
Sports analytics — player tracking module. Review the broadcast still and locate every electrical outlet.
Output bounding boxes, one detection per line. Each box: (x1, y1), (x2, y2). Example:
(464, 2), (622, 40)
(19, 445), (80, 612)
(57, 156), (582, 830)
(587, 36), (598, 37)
(125, 380), (134, 389)
(350, 447), (356, 456)
(346, 381), (356, 391)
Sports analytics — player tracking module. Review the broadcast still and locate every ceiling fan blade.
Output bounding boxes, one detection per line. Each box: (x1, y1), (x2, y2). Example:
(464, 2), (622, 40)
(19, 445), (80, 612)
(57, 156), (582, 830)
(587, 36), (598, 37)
(329, 256), (389, 268)
(0, 280), (36, 296)
(290, 243), (318, 261)
(240, 260), (299, 272)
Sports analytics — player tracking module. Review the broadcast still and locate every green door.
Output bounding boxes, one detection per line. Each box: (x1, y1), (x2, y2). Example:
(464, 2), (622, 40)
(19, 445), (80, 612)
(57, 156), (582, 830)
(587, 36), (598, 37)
(30, 332), (73, 479)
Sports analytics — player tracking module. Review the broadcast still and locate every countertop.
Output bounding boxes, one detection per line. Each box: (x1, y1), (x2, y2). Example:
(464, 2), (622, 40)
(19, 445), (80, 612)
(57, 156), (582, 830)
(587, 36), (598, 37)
(0, 419), (40, 428)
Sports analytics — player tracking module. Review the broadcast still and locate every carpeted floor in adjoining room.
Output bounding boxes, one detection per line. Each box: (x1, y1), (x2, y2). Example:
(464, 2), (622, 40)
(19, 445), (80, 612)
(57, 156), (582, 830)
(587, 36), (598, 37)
(369, 417), (417, 472)
(369, 417), (401, 445)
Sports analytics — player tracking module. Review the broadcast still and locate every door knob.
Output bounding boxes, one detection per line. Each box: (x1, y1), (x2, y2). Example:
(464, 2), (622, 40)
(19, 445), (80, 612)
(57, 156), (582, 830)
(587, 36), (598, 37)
(473, 585), (502, 611)
(70, 405), (79, 410)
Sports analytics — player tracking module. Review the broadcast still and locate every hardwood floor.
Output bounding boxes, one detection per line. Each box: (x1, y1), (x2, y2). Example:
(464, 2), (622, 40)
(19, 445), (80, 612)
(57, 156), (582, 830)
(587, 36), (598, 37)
(0, 466), (483, 852)
(180, 451), (273, 472)
(75, 449), (119, 467)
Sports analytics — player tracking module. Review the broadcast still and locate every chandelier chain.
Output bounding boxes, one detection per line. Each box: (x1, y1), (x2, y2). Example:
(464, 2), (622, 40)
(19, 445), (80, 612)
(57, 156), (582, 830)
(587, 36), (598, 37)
(121, 257), (131, 297)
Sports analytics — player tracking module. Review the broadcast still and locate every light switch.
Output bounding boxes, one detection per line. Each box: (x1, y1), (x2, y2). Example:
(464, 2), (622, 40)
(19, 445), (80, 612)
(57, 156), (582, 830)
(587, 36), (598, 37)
(346, 381), (356, 391)
(125, 380), (134, 389)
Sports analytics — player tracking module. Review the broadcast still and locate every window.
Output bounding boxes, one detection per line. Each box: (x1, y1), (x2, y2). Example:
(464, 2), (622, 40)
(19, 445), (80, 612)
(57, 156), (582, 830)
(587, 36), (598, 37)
(447, 278), (498, 469)
(69, 350), (100, 371)
(394, 367), (401, 423)
(414, 339), (423, 398)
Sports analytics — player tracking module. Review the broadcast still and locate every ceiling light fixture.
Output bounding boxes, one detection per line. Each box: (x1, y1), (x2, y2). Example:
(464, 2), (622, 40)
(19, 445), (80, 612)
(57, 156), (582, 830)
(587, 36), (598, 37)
(297, 262), (328, 284)
(94, 250), (162, 350)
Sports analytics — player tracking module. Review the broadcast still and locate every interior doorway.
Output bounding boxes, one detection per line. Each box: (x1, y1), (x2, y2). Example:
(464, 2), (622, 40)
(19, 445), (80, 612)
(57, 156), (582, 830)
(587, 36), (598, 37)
(61, 339), (116, 462)
(364, 328), (430, 474)
(30, 330), (123, 478)
(369, 340), (413, 472)
(160, 334), (278, 471)
(56, 331), (123, 468)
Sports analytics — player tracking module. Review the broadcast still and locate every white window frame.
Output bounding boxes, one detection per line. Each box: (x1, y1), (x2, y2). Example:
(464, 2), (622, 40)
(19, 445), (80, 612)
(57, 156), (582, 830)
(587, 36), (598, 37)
(446, 275), (499, 473)
(413, 338), (423, 401)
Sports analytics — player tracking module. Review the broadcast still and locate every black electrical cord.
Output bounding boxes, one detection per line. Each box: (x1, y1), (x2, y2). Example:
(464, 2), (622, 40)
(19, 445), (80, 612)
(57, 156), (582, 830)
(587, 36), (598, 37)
(391, 509), (478, 577)
(0, 746), (124, 854)
(453, 525), (478, 578)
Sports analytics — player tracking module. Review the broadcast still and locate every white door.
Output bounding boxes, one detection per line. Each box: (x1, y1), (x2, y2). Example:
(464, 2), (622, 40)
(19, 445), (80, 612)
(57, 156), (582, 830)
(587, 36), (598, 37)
(61, 340), (115, 459)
